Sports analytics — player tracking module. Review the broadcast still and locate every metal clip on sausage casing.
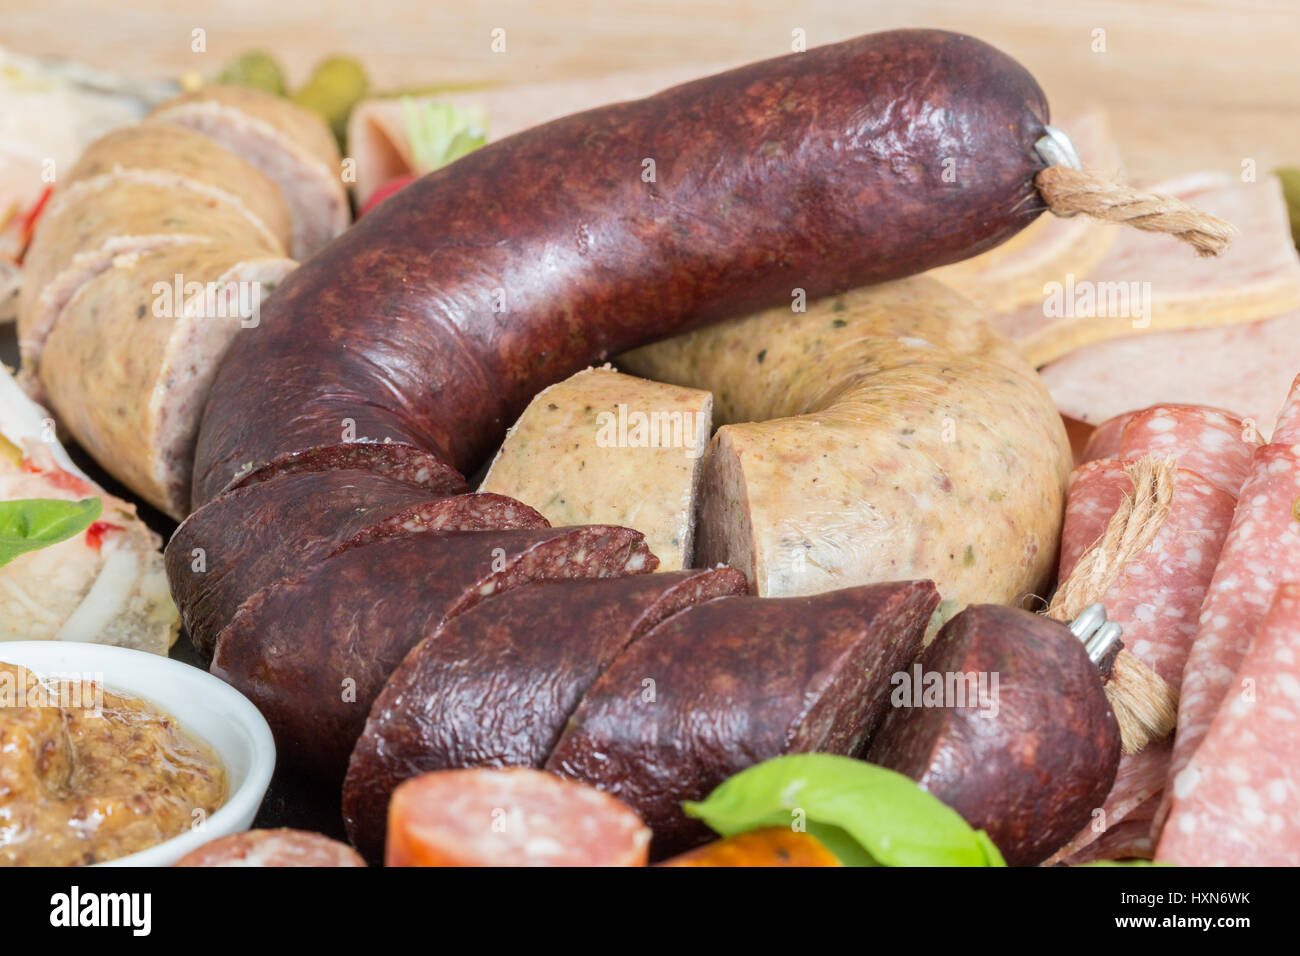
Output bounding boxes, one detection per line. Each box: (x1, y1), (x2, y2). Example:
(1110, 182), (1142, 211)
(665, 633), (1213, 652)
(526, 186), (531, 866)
(1034, 126), (1084, 217)
(1068, 602), (1124, 674)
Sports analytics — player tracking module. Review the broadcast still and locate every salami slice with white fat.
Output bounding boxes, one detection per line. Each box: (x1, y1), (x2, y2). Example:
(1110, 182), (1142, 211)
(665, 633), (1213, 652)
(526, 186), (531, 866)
(1058, 459), (1235, 685)
(385, 768), (651, 867)
(1159, 439), (1300, 837)
(175, 829), (365, 867)
(1078, 404), (1261, 497)
(1053, 453), (1236, 861)
(1156, 583), (1300, 866)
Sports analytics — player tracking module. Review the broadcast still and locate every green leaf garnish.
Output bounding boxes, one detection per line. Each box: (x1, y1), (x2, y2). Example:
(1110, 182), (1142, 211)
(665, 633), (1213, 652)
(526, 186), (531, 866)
(683, 753), (1005, 867)
(0, 497), (101, 566)
(402, 99), (487, 173)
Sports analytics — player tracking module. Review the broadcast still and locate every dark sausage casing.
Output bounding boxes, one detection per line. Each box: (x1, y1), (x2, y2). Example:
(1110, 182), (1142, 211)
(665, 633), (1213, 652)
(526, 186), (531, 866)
(164, 469), (547, 658)
(191, 29), (1050, 505)
(546, 580), (941, 858)
(866, 604), (1121, 866)
(342, 567), (749, 859)
(210, 526), (657, 781)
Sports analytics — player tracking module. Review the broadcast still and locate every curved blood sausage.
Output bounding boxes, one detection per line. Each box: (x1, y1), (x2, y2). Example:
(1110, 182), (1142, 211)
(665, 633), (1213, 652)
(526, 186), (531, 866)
(165, 469), (548, 658)
(385, 768), (651, 867)
(342, 567), (748, 858)
(544, 580), (940, 858)
(210, 526), (656, 780)
(174, 829), (365, 867)
(191, 30), (1051, 505)
(866, 604), (1120, 867)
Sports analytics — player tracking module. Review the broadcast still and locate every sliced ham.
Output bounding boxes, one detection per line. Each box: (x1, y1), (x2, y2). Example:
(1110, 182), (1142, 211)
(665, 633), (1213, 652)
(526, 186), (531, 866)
(1043, 308), (1300, 439)
(995, 174), (1300, 367)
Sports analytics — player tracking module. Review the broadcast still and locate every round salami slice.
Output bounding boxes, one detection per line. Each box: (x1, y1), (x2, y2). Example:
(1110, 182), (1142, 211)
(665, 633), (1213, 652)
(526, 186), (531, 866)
(385, 768), (651, 867)
(1157, 583), (1300, 865)
(1058, 459), (1236, 688)
(1117, 405), (1261, 497)
(1159, 442), (1300, 836)
(1079, 412), (1133, 464)
(174, 829), (365, 867)
(1079, 404), (1261, 497)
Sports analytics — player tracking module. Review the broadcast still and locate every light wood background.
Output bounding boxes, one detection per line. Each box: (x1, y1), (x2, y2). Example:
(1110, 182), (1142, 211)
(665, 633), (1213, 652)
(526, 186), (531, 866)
(2, 0), (1296, 183)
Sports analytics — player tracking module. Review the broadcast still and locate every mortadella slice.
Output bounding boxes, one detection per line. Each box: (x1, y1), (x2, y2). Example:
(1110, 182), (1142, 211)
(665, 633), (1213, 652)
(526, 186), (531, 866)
(343, 567), (748, 858)
(996, 175), (1300, 367)
(1156, 583), (1300, 866)
(1042, 308), (1300, 440)
(545, 579), (940, 858)
(211, 526), (657, 781)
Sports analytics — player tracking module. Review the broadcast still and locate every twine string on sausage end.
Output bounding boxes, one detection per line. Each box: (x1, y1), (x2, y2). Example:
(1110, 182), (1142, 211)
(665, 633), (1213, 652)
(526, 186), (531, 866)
(1047, 455), (1180, 754)
(1036, 165), (1237, 257)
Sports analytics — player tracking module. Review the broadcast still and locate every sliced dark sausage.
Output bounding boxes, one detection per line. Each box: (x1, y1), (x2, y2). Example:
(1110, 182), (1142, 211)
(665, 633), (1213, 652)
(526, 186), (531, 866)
(865, 604), (1121, 866)
(342, 567), (748, 858)
(210, 526), (657, 781)
(191, 30), (1050, 505)
(167, 468), (467, 657)
(544, 579), (940, 858)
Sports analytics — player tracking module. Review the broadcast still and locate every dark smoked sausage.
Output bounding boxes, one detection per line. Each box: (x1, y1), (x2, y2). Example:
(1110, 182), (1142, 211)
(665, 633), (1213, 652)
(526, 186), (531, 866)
(544, 580), (940, 858)
(165, 469), (545, 657)
(191, 30), (1051, 505)
(866, 604), (1121, 866)
(342, 567), (748, 859)
(210, 526), (657, 781)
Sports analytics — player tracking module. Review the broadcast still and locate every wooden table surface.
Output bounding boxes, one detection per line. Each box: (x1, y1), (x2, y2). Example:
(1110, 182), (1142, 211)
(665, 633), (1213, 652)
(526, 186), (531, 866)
(2, 0), (1297, 183)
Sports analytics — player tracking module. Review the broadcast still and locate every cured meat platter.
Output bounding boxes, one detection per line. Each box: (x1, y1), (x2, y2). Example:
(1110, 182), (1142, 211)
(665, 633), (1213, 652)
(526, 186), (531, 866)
(0, 15), (1297, 876)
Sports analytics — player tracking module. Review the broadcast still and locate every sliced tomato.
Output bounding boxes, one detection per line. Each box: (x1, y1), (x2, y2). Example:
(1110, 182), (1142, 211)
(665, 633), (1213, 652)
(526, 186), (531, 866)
(361, 175), (417, 216)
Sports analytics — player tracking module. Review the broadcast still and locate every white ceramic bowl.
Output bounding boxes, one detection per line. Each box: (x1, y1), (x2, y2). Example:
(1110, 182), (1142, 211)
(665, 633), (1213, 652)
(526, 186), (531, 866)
(0, 641), (275, 866)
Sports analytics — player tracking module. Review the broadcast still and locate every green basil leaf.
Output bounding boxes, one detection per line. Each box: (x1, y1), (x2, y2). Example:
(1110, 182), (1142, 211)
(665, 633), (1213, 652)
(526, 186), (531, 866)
(0, 497), (101, 566)
(682, 753), (1005, 867)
